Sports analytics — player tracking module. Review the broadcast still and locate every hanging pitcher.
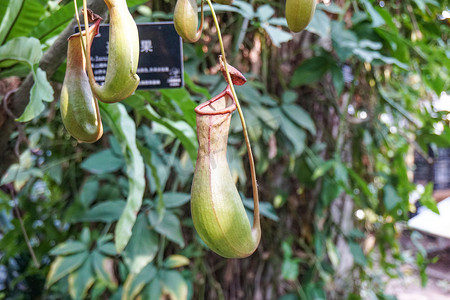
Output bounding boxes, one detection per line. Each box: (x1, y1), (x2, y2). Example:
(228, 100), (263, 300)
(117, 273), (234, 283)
(191, 85), (260, 258)
(60, 16), (103, 143)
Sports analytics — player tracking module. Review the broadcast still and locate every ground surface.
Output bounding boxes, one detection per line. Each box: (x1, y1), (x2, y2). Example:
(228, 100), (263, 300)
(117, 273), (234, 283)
(386, 232), (450, 300)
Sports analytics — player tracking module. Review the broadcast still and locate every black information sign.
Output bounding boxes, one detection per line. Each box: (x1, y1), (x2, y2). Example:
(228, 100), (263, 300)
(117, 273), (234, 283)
(77, 22), (184, 89)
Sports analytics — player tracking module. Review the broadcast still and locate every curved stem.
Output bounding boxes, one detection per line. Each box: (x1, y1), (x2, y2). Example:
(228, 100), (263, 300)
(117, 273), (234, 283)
(195, 0), (205, 40)
(83, 0), (89, 53)
(205, 0), (260, 230)
(73, 0), (87, 58)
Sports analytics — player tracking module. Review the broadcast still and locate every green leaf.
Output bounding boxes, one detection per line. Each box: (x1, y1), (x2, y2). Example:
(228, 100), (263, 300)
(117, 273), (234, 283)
(331, 64), (344, 96)
(279, 294), (300, 300)
(419, 183), (439, 214)
(126, 95), (198, 162)
(163, 255), (190, 269)
(123, 214), (159, 274)
(290, 56), (330, 87)
(46, 251), (89, 288)
(122, 264), (157, 300)
(80, 149), (125, 175)
(30, 1), (79, 41)
(331, 21), (358, 61)
(360, 0), (385, 27)
(353, 48), (408, 69)
(282, 90), (297, 104)
(271, 108), (306, 155)
(243, 198), (279, 222)
(0, 0), (24, 44)
(92, 250), (117, 288)
(281, 104), (316, 135)
(0, 37), (53, 122)
(100, 103), (146, 253)
(306, 9), (331, 38)
(160, 270), (188, 300)
(312, 160), (335, 180)
(3, 0), (45, 41)
(149, 210), (185, 247)
(160, 88), (197, 128)
(49, 241), (88, 256)
(127, 0), (152, 7)
(326, 239), (339, 268)
(0, 36), (42, 66)
(268, 17), (288, 27)
(183, 73), (211, 99)
(383, 184), (402, 212)
(80, 178), (99, 208)
(256, 4), (274, 22)
(98, 242), (117, 256)
(320, 177), (342, 206)
(78, 200), (126, 223)
(231, 1), (254, 18)
(68, 255), (95, 300)
(282, 258), (300, 281)
(348, 241), (367, 266)
(163, 192), (191, 208)
(142, 278), (162, 300)
(17, 66), (54, 122)
(261, 24), (293, 47)
(412, 0), (439, 12)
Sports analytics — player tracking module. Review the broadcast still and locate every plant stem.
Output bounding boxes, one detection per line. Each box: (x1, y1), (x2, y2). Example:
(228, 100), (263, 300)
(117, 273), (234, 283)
(73, 0), (88, 58)
(205, 0), (260, 229)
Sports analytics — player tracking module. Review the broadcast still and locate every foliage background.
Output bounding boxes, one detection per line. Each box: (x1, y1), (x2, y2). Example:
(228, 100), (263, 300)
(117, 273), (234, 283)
(0, 0), (449, 299)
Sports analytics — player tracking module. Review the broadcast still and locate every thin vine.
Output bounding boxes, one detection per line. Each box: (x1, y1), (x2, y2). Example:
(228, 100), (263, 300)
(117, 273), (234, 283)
(205, 0), (260, 229)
